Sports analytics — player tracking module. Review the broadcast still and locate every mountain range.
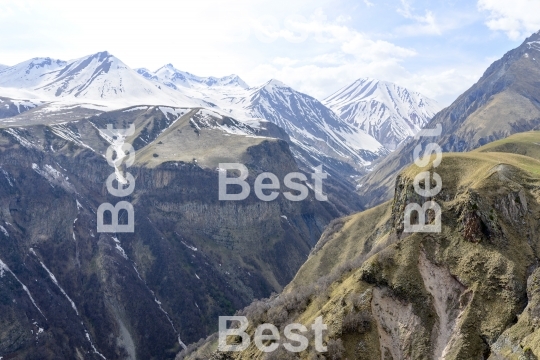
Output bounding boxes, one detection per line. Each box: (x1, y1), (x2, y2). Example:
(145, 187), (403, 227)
(0, 104), (346, 359)
(135, 64), (389, 170)
(0, 52), (202, 108)
(1, 26), (540, 360)
(0, 52), (438, 173)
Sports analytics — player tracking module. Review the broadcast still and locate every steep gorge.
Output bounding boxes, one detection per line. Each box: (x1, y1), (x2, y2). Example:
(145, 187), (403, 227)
(190, 131), (540, 359)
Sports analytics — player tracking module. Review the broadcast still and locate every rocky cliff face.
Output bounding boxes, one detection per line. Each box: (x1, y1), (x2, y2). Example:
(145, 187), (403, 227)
(0, 106), (345, 359)
(188, 131), (540, 359)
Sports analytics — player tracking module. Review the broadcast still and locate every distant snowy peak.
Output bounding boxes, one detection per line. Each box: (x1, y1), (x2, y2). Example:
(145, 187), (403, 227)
(36, 51), (128, 97)
(0, 57), (67, 88)
(0, 64), (8, 71)
(324, 78), (437, 114)
(323, 78), (441, 150)
(0, 52), (202, 109)
(241, 77), (386, 165)
(206, 74), (248, 88)
(252, 79), (291, 94)
(139, 64), (249, 89)
(247, 79), (294, 106)
(261, 79), (289, 88)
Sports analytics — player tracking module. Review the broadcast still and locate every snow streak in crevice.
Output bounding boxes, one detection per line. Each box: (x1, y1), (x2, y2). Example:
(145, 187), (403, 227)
(126, 245), (187, 350)
(0, 256), (46, 319)
(29, 248), (106, 359)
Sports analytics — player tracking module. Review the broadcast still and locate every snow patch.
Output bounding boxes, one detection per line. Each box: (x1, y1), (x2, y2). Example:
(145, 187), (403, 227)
(527, 40), (540, 52)
(123, 106), (148, 112)
(4, 128), (36, 149)
(86, 331), (107, 359)
(112, 237), (128, 260)
(31, 163), (75, 192)
(181, 240), (198, 252)
(50, 124), (95, 152)
(159, 106), (187, 118)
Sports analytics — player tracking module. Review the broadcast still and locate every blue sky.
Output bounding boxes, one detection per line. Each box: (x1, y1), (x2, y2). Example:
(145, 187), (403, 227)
(1, 0), (539, 105)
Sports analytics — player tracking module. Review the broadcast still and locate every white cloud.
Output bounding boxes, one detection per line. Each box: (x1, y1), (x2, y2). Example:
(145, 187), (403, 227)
(242, 8), (492, 105)
(242, 8), (421, 100)
(363, 0), (374, 8)
(397, 10), (442, 36)
(478, 0), (540, 40)
(394, 0), (481, 38)
(342, 33), (417, 59)
(396, 0), (442, 36)
(0, 0), (512, 107)
(246, 55), (488, 106)
(272, 57), (299, 66)
(271, 10), (417, 59)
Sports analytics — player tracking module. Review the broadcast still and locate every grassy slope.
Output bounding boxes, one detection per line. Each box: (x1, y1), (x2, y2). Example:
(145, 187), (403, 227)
(133, 109), (271, 169)
(289, 131), (540, 291)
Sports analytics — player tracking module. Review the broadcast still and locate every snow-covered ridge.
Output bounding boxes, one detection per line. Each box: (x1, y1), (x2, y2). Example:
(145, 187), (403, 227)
(323, 78), (441, 150)
(0, 96), (44, 116)
(137, 63), (248, 90)
(0, 57), (67, 88)
(0, 52), (203, 109)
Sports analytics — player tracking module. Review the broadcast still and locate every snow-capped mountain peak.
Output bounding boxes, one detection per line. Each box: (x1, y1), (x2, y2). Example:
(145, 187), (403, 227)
(204, 74), (248, 88)
(264, 79), (288, 88)
(323, 78), (441, 150)
(255, 79), (291, 94)
(36, 51), (126, 96)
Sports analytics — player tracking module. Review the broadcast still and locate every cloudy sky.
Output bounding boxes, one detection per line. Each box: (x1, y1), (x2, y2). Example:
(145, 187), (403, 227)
(1, 0), (540, 105)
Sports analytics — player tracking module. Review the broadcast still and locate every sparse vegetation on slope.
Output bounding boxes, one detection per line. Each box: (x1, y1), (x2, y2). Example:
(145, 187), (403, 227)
(187, 131), (540, 359)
